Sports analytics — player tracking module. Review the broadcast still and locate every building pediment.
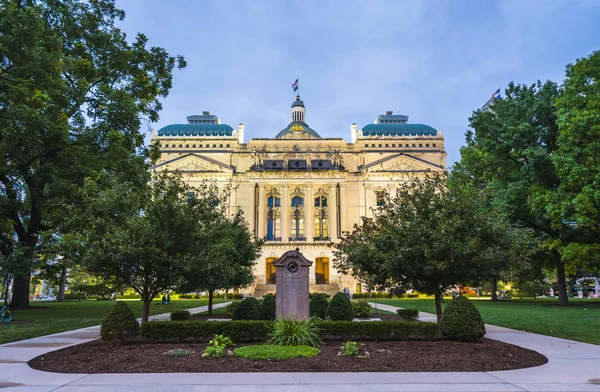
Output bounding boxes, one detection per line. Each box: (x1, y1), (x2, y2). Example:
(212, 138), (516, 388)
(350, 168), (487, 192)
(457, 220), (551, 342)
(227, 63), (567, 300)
(361, 153), (442, 172)
(152, 153), (234, 173)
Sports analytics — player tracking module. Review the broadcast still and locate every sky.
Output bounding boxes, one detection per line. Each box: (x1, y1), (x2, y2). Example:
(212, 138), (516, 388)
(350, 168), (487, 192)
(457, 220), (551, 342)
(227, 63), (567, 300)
(115, 0), (600, 167)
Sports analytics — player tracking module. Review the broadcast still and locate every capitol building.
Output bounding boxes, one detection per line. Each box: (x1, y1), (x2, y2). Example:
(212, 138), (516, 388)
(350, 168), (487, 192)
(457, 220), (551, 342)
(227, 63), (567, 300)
(151, 96), (446, 296)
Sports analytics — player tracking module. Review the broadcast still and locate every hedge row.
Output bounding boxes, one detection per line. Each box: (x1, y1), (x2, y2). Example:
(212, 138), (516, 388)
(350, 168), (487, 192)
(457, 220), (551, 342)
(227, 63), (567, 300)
(141, 320), (440, 342)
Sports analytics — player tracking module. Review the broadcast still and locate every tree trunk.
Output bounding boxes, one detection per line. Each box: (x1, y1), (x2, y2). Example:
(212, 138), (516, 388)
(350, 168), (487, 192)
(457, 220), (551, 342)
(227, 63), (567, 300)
(491, 278), (498, 302)
(434, 290), (443, 324)
(225, 288), (229, 300)
(208, 290), (214, 316)
(56, 259), (68, 302)
(10, 275), (30, 310)
(555, 258), (569, 306)
(142, 298), (151, 323)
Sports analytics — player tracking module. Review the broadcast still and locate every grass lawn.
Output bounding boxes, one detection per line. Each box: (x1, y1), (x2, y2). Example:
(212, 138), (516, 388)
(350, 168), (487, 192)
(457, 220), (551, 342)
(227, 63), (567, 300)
(371, 298), (600, 345)
(0, 299), (224, 344)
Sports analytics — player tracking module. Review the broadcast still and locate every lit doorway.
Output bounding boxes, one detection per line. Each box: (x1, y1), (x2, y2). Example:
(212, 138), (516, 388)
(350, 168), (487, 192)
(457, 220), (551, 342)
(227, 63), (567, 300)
(315, 257), (329, 284)
(266, 257), (277, 284)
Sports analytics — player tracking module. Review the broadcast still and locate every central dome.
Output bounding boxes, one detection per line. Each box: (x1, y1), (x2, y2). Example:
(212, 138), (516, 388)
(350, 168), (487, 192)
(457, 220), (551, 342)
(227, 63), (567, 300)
(275, 122), (321, 139)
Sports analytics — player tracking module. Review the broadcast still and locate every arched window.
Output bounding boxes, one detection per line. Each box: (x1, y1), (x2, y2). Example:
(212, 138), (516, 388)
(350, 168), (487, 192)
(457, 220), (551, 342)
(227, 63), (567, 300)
(314, 188), (328, 240)
(290, 188), (305, 241)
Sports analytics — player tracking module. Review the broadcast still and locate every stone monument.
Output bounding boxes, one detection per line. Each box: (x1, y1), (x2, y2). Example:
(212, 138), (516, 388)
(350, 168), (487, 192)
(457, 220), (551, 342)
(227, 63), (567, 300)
(273, 248), (312, 320)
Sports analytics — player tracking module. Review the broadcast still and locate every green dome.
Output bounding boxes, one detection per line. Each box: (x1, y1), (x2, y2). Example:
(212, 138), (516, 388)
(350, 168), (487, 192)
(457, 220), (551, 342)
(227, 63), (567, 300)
(275, 122), (321, 139)
(292, 99), (305, 108)
(362, 123), (437, 136)
(157, 123), (234, 137)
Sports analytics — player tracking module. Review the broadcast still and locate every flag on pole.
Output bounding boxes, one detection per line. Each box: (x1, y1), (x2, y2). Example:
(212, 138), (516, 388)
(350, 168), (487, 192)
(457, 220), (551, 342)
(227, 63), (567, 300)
(292, 79), (299, 92)
(492, 88), (501, 99)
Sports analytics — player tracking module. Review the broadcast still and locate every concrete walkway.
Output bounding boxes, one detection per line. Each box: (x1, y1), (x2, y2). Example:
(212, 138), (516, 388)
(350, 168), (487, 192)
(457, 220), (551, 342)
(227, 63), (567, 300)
(0, 302), (599, 392)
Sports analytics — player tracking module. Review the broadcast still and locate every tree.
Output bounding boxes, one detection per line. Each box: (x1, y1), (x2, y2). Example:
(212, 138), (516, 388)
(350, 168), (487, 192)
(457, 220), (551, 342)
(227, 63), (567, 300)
(80, 171), (216, 322)
(457, 81), (577, 305)
(333, 217), (391, 296)
(176, 208), (263, 315)
(336, 172), (525, 322)
(548, 50), (600, 275)
(0, 0), (185, 309)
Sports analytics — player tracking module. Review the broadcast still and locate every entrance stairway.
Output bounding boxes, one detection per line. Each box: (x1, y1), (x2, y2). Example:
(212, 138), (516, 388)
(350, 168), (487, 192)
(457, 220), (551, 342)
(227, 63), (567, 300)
(252, 284), (340, 298)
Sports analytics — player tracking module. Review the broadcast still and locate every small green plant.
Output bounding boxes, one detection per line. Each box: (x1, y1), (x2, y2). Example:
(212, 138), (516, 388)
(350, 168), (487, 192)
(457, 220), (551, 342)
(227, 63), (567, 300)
(440, 296), (486, 341)
(267, 317), (323, 347)
(260, 294), (276, 320)
(100, 302), (139, 342)
(202, 334), (235, 358)
(232, 297), (261, 320)
(163, 348), (195, 357)
(170, 310), (191, 321)
(396, 308), (419, 321)
(309, 294), (329, 319)
(339, 341), (360, 356)
(338, 341), (370, 359)
(326, 292), (354, 321)
(351, 300), (372, 318)
(234, 344), (320, 360)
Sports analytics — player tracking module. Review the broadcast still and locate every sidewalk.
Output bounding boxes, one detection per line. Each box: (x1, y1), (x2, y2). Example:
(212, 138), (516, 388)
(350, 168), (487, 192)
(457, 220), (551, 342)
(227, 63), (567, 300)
(0, 301), (599, 391)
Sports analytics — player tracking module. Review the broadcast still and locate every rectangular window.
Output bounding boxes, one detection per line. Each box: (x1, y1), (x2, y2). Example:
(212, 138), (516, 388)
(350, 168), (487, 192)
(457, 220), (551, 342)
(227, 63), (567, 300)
(376, 191), (385, 206)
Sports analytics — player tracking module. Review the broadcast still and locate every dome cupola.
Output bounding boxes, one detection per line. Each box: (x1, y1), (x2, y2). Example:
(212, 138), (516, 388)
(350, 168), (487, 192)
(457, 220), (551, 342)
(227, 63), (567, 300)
(290, 95), (306, 123)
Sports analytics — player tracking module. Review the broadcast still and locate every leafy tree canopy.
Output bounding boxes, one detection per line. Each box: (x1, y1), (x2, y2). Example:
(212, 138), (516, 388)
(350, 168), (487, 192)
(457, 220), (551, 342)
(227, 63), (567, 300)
(0, 0), (185, 308)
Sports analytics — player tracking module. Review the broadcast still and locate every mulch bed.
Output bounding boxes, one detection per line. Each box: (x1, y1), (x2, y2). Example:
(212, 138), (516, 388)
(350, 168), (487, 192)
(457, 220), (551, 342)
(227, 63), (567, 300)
(28, 338), (547, 373)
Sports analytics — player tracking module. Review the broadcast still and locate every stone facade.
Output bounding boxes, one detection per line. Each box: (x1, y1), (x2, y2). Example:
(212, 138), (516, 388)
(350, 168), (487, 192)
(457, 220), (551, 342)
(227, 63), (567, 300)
(150, 99), (446, 296)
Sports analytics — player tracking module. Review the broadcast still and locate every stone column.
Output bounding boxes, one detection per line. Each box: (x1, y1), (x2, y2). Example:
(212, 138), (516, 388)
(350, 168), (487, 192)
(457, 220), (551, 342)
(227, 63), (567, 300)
(339, 183), (347, 235)
(305, 184), (313, 243)
(247, 182), (256, 237)
(257, 183), (266, 239)
(328, 183), (338, 241)
(281, 184), (289, 242)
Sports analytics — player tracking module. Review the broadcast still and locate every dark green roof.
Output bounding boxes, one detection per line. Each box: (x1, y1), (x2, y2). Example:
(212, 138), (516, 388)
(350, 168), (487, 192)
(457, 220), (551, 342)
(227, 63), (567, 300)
(275, 122), (321, 139)
(362, 123), (437, 136)
(292, 99), (305, 108)
(157, 123), (234, 137)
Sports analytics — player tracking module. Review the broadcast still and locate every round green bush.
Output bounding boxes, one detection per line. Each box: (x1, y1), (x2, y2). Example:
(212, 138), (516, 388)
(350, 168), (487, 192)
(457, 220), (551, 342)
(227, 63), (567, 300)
(232, 297), (261, 320)
(170, 310), (191, 321)
(325, 292), (354, 321)
(310, 295), (329, 319)
(100, 301), (140, 342)
(351, 300), (372, 318)
(234, 344), (320, 360)
(440, 296), (486, 341)
(260, 294), (276, 320)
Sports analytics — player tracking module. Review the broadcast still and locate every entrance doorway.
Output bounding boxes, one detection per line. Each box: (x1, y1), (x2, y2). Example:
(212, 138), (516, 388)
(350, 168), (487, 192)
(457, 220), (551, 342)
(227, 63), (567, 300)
(266, 257), (277, 284)
(315, 257), (329, 284)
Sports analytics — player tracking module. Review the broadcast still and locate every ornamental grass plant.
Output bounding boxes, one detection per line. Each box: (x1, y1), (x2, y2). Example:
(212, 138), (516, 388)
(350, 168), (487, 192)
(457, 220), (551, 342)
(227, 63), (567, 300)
(266, 316), (323, 347)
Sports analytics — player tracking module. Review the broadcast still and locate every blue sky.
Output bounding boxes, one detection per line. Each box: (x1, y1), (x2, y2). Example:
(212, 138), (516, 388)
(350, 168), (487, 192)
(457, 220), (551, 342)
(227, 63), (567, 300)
(116, 0), (599, 166)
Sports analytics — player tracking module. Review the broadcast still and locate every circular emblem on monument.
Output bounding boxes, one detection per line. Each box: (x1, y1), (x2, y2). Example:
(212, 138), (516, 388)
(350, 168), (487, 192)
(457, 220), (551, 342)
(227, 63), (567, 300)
(287, 261), (299, 274)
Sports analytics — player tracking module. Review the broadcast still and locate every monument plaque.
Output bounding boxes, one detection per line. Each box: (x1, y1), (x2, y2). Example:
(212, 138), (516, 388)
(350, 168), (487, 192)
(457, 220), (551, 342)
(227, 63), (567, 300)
(273, 248), (312, 320)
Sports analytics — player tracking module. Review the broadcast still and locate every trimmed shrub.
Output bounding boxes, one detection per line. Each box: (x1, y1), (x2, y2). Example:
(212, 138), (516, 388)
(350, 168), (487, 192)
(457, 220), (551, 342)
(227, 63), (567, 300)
(326, 292), (354, 321)
(141, 320), (440, 342)
(309, 292), (330, 299)
(232, 297), (261, 320)
(260, 294), (276, 320)
(310, 294), (329, 319)
(225, 300), (241, 316)
(170, 310), (191, 321)
(351, 300), (372, 318)
(396, 309), (419, 321)
(100, 302), (140, 342)
(440, 296), (486, 341)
